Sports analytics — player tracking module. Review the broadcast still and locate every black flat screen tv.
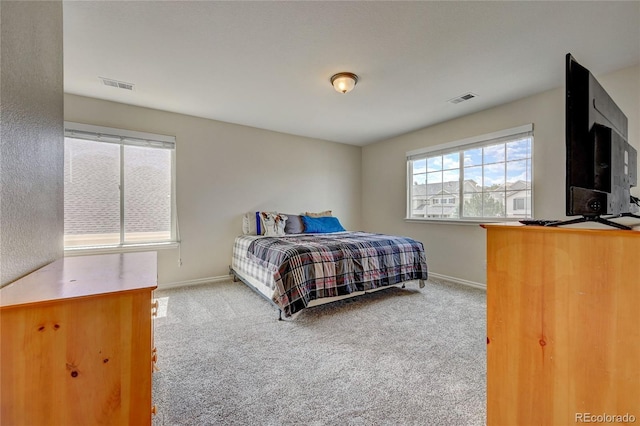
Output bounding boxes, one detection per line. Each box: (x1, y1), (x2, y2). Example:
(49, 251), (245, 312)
(563, 53), (638, 228)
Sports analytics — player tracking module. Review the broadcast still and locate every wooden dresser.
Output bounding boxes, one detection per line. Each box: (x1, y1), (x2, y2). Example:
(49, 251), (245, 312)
(0, 251), (158, 425)
(483, 223), (639, 425)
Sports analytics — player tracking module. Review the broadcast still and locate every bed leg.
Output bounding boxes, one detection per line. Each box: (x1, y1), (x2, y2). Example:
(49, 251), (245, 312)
(229, 266), (238, 282)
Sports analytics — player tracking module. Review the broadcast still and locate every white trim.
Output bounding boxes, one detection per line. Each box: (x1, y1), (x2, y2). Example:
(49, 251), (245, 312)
(158, 272), (485, 295)
(429, 272), (486, 290)
(406, 123), (533, 158)
(119, 143), (125, 243)
(158, 275), (229, 290)
(163, 273), (464, 294)
(64, 121), (175, 146)
(64, 242), (180, 256)
(404, 218), (521, 225)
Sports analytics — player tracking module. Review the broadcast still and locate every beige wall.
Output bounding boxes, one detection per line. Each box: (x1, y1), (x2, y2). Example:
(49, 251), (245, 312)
(0, 1), (64, 287)
(64, 64), (638, 288)
(363, 64), (640, 286)
(64, 94), (362, 286)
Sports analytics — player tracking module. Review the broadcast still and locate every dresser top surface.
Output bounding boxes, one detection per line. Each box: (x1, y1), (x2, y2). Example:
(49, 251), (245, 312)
(0, 252), (157, 308)
(481, 222), (640, 235)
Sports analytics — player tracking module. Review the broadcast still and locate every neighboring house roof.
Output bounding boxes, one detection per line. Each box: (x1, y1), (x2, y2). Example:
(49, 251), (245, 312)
(412, 180), (480, 197)
(494, 179), (529, 192)
(412, 179), (530, 198)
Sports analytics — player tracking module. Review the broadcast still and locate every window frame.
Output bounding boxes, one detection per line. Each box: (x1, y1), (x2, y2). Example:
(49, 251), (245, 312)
(63, 122), (178, 253)
(405, 124), (534, 223)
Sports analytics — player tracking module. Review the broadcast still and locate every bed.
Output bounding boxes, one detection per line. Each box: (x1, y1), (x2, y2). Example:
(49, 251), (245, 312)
(230, 230), (428, 319)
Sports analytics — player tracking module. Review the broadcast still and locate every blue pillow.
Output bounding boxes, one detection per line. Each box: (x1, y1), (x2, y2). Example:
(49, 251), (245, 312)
(301, 216), (346, 233)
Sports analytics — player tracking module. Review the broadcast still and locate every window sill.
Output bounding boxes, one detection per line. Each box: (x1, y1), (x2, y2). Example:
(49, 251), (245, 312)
(64, 242), (180, 257)
(404, 218), (524, 225)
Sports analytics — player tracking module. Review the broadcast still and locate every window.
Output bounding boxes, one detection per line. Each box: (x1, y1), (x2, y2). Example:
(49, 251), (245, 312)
(513, 197), (526, 210)
(406, 124), (533, 221)
(64, 122), (177, 249)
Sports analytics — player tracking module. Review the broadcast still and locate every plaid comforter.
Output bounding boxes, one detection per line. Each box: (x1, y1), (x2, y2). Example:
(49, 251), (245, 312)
(247, 231), (428, 317)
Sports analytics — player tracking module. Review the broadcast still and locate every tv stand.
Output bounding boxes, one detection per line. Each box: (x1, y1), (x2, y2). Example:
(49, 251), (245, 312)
(547, 215), (632, 230)
(617, 212), (640, 219)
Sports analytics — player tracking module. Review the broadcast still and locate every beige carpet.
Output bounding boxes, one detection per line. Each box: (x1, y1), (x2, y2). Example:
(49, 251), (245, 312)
(151, 278), (486, 425)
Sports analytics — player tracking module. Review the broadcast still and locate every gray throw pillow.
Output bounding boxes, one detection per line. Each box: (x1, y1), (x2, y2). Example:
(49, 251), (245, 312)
(282, 214), (304, 234)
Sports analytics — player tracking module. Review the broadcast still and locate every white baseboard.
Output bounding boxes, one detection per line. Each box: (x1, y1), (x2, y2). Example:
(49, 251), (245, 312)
(428, 272), (486, 291)
(159, 271), (486, 291)
(159, 274), (231, 290)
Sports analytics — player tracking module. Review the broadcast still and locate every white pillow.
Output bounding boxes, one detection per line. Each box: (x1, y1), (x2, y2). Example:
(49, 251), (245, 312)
(261, 212), (287, 237)
(242, 212), (260, 235)
(242, 211), (288, 235)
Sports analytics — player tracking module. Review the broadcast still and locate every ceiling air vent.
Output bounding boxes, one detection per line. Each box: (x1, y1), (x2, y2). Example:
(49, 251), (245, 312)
(448, 92), (476, 104)
(99, 77), (135, 91)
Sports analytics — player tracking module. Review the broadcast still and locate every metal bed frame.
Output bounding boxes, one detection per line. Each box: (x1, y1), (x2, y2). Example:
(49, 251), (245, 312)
(229, 265), (409, 321)
(229, 265), (285, 320)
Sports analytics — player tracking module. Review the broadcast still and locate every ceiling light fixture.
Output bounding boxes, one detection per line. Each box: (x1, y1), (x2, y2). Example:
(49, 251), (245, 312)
(330, 72), (358, 94)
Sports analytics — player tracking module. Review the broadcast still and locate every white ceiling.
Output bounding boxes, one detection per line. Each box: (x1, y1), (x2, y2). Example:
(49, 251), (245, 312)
(63, 1), (640, 146)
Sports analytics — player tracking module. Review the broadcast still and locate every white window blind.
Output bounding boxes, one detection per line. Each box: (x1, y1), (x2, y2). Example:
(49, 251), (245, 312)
(64, 122), (177, 249)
